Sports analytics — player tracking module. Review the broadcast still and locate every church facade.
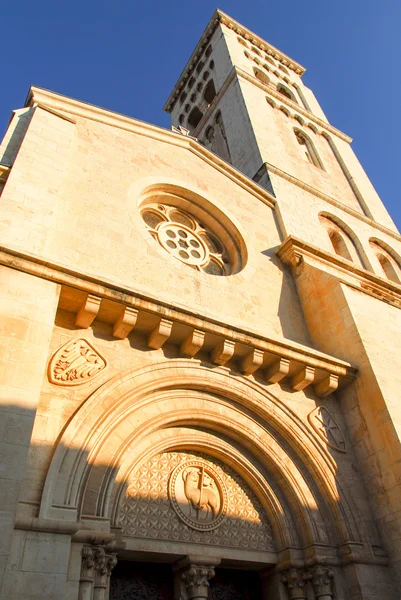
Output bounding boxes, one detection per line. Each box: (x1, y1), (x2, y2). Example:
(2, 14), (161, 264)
(0, 10), (401, 600)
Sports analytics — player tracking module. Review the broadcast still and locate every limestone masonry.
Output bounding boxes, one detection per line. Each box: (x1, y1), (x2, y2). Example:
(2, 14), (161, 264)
(0, 9), (400, 600)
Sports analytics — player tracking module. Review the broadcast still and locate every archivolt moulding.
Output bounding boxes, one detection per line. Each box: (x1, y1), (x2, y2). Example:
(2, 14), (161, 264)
(39, 360), (362, 551)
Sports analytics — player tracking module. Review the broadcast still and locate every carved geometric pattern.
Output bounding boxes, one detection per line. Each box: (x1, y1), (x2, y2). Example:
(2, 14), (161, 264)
(48, 338), (107, 386)
(118, 451), (275, 552)
(308, 406), (347, 453)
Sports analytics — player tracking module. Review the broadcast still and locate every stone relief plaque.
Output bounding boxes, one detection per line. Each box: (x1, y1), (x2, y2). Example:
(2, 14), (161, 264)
(119, 451), (275, 552)
(308, 406), (347, 453)
(168, 460), (227, 531)
(48, 338), (107, 386)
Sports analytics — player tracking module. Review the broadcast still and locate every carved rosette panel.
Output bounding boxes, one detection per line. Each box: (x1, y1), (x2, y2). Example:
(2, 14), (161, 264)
(48, 338), (107, 386)
(308, 406), (346, 453)
(118, 451), (275, 552)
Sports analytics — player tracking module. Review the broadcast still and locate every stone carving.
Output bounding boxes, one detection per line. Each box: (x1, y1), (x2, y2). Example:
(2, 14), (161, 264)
(80, 545), (118, 600)
(180, 565), (216, 600)
(310, 565), (334, 598)
(308, 406), (347, 453)
(119, 451), (275, 551)
(281, 568), (310, 600)
(169, 460), (227, 531)
(49, 338), (107, 386)
(141, 203), (231, 276)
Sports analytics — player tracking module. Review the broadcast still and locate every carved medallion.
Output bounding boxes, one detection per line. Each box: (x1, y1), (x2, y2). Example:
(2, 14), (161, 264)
(49, 338), (107, 386)
(308, 406), (346, 453)
(168, 459), (227, 531)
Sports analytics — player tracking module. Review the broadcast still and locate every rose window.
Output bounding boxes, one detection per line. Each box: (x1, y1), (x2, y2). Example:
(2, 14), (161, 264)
(141, 204), (231, 275)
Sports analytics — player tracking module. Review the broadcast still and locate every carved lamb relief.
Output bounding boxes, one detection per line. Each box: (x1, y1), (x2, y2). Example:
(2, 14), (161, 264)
(119, 451), (276, 552)
(48, 338), (107, 386)
(168, 460), (227, 531)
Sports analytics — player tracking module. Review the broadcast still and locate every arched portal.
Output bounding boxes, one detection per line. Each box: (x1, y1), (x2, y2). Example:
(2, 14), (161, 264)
(40, 360), (362, 598)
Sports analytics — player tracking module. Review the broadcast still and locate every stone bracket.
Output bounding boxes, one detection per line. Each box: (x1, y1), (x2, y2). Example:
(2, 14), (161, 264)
(75, 294), (101, 328)
(211, 338), (235, 365)
(148, 318), (173, 349)
(113, 307), (138, 340)
(266, 357), (290, 383)
(292, 366), (315, 391)
(180, 328), (205, 358)
(315, 374), (339, 398)
(240, 348), (264, 375)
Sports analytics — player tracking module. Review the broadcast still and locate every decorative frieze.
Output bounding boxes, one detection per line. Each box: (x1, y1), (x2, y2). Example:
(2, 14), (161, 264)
(53, 282), (356, 394)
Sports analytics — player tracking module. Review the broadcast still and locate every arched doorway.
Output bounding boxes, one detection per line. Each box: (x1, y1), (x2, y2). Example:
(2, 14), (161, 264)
(40, 360), (360, 599)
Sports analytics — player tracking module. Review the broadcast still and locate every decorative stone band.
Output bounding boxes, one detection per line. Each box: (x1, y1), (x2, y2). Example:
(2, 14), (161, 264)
(42, 270), (357, 394)
(277, 235), (401, 310)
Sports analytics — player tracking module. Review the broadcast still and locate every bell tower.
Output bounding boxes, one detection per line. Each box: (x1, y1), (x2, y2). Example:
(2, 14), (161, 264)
(165, 10), (401, 592)
(164, 10), (397, 231)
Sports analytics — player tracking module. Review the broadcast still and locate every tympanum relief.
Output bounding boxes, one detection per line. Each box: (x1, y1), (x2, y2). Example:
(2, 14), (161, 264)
(119, 451), (275, 552)
(168, 460), (227, 531)
(48, 338), (107, 386)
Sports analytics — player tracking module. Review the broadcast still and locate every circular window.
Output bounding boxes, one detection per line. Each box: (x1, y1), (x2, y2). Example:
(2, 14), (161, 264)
(141, 202), (237, 276)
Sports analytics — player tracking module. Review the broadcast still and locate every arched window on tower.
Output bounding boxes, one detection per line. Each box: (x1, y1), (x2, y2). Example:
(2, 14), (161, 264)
(187, 106), (204, 130)
(203, 79), (216, 105)
(370, 239), (401, 283)
(277, 84), (297, 103)
(253, 67), (269, 86)
(294, 129), (324, 170)
(319, 214), (364, 266)
(203, 111), (231, 164)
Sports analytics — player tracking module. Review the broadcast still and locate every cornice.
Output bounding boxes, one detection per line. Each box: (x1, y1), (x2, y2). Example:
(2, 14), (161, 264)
(25, 86), (275, 210)
(277, 236), (401, 309)
(267, 162), (401, 243)
(236, 67), (352, 143)
(163, 9), (305, 113)
(0, 245), (356, 392)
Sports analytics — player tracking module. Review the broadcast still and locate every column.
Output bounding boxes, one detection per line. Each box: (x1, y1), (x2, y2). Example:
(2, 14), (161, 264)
(174, 556), (220, 600)
(310, 566), (334, 600)
(281, 568), (310, 600)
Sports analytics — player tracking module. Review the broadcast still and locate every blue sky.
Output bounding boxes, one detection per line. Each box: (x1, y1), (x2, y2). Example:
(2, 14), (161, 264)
(2, 1), (401, 228)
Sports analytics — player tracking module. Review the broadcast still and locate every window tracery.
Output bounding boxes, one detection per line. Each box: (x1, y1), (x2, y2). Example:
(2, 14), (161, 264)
(141, 204), (231, 275)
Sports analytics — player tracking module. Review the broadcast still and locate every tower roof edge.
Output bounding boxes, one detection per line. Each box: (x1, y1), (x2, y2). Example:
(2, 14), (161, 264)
(163, 9), (306, 113)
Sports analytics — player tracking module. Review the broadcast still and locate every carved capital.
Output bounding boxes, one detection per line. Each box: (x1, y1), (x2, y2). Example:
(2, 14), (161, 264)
(180, 565), (216, 600)
(310, 565), (334, 598)
(93, 547), (118, 596)
(281, 567), (310, 600)
(80, 545), (96, 582)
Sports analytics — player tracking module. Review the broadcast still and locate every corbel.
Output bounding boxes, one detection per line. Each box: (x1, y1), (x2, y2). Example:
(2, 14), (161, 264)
(240, 348), (264, 375)
(148, 318), (173, 349)
(265, 357), (290, 383)
(314, 373), (339, 398)
(180, 328), (205, 358)
(113, 307), (138, 340)
(75, 294), (101, 328)
(292, 366), (315, 391)
(211, 338), (235, 366)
